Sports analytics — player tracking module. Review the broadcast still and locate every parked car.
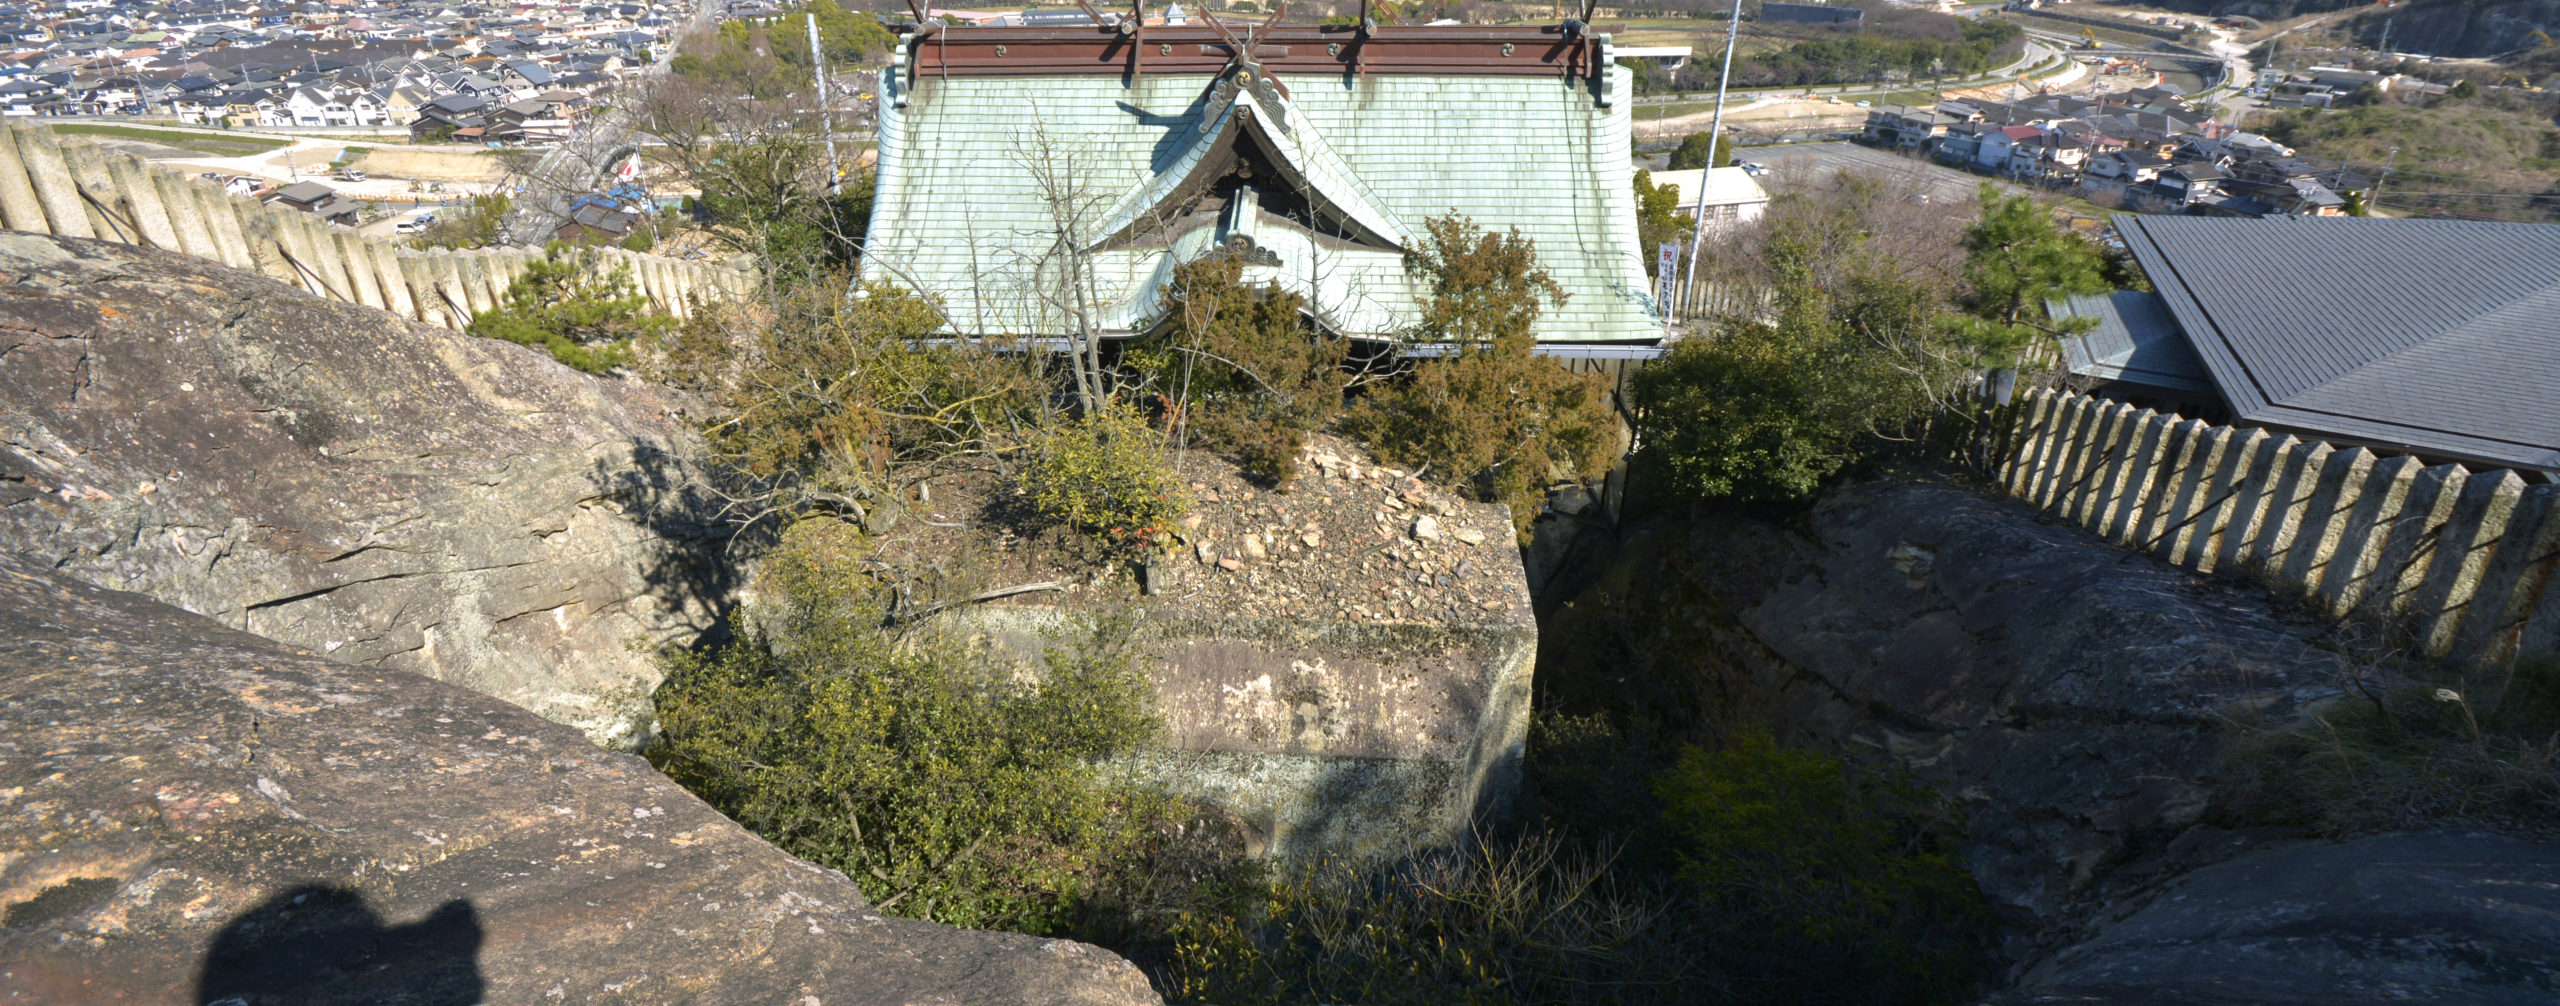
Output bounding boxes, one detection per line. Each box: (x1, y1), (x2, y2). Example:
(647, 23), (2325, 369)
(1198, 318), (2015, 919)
(393, 218), (434, 234)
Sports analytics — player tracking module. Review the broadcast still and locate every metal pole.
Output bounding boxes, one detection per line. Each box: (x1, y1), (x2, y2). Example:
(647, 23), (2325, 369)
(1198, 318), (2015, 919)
(1677, 0), (1745, 322)
(807, 13), (842, 196)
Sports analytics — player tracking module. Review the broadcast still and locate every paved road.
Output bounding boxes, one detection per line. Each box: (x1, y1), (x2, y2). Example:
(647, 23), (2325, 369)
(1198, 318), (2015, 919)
(1631, 39), (2061, 107)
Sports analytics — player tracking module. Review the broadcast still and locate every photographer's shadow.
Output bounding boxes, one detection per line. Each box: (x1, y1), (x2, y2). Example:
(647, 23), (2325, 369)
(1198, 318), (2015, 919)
(196, 885), (483, 1006)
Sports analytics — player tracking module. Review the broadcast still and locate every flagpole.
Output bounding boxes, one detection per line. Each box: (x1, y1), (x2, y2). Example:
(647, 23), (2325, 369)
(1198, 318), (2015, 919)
(1677, 0), (1745, 325)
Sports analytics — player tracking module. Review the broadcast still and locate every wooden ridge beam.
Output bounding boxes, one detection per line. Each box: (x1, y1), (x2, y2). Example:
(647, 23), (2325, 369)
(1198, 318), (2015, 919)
(904, 25), (1619, 78)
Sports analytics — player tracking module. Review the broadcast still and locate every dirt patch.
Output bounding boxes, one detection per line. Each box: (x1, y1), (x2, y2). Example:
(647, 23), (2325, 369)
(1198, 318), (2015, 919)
(865, 431), (1528, 627)
(347, 146), (509, 184)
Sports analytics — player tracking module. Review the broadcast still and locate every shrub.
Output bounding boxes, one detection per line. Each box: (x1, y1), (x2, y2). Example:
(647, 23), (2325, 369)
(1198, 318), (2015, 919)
(1669, 130), (1734, 170)
(1653, 733), (1997, 1003)
(1342, 216), (1621, 537)
(467, 245), (673, 375)
(1020, 402), (1191, 552)
(684, 279), (1047, 524)
(649, 520), (1167, 933)
(1133, 253), (1351, 485)
(1634, 169), (1696, 279)
(1167, 832), (1708, 1006)
(1632, 180), (2083, 504)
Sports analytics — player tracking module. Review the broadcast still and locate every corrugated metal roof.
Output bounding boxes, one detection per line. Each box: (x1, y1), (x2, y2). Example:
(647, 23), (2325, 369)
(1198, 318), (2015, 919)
(2050, 290), (2214, 393)
(863, 64), (1661, 343)
(2118, 214), (2560, 471)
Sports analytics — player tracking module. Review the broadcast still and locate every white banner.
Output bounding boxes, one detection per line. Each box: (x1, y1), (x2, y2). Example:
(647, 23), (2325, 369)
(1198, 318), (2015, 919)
(1656, 241), (1681, 317)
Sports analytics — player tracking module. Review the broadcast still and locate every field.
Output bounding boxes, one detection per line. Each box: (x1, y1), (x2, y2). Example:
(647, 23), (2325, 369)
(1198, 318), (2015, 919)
(48, 124), (292, 158)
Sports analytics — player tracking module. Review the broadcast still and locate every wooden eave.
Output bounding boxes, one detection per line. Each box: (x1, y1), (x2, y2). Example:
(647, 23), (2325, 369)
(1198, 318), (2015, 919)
(898, 23), (1623, 80)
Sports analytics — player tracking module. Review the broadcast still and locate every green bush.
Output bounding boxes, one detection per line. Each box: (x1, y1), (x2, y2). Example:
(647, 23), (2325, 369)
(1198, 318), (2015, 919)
(1632, 181), (2099, 504)
(679, 279), (1046, 523)
(1630, 227), (1937, 503)
(1342, 215), (1621, 538)
(1633, 169), (1696, 279)
(1020, 402), (1191, 551)
(467, 245), (672, 374)
(1131, 253), (1348, 485)
(1668, 131), (1735, 170)
(649, 520), (1167, 933)
(1654, 733), (1997, 1003)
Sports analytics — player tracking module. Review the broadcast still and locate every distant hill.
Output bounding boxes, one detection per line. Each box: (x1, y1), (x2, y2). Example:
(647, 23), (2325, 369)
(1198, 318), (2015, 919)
(2094, 0), (2558, 58)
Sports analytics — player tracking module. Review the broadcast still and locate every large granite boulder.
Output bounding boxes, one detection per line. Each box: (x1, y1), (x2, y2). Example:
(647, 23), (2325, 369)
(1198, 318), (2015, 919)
(920, 432), (1538, 866)
(1542, 479), (2560, 999)
(1540, 479), (2364, 944)
(1982, 831), (2560, 1005)
(0, 553), (1158, 1004)
(0, 233), (723, 745)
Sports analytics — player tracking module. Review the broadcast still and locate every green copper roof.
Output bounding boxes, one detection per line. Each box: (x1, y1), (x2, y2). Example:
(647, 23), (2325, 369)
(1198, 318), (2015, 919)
(863, 60), (1662, 344)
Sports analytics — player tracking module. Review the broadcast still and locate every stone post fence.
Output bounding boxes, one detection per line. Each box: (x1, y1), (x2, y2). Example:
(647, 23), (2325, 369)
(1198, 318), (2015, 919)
(1991, 388), (2560, 669)
(0, 119), (756, 330)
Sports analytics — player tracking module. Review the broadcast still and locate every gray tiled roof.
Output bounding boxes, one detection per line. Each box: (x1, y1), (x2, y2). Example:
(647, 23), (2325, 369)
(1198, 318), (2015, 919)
(2050, 290), (2214, 394)
(2117, 214), (2560, 472)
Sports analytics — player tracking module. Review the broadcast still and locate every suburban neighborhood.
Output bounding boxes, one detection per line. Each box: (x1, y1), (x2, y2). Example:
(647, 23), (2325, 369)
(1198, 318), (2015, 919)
(0, 0), (686, 136)
(1863, 87), (2373, 218)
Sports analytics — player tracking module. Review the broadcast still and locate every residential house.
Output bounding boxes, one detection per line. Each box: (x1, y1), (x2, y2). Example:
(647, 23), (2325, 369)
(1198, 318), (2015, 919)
(551, 193), (643, 243)
(2005, 132), (2087, 182)
(1935, 121), (1992, 166)
(1653, 166), (1772, 233)
(1977, 124), (2041, 173)
(2130, 162), (2223, 212)
(1863, 103), (1960, 152)
(263, 179), (360, 224)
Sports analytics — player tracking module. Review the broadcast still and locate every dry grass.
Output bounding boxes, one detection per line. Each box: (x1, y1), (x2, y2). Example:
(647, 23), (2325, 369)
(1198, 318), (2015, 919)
(2215, 657), (2560, 839)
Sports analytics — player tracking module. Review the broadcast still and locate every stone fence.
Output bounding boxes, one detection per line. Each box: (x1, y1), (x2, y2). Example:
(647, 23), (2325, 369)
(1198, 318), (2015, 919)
(1992, 388), (2560, 668)
(0, 118), (752, 328)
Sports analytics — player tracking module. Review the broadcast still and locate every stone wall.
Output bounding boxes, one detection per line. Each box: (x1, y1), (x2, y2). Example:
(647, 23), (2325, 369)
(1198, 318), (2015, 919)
(0, 120), (751, 326)
(1990, 388), (2560, 667)
(967, 606), (1536, 867)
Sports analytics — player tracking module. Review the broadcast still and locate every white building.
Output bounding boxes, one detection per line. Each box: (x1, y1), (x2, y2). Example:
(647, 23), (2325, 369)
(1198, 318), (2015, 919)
(1652, 166), (1771, 231)
(1615, 45), (1692, 71)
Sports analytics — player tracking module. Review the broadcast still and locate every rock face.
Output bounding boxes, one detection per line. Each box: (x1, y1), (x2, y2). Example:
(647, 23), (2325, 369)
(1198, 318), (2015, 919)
(1983, 832), (2560, 1005)
(1539, 480), (2362, 940)
(0, 233), (724, 745)
(2368, 0), (2560, 58)
(0, 553), (1159, 1005)
(1543, 478), (2560, 1000)
(951, 434), (1538, 865)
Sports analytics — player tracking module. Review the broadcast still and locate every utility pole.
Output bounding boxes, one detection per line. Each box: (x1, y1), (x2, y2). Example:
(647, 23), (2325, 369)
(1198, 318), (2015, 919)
(1677, 0), (1745, 322)
(807, 13), (841, 196)
(2372, 144), (2398, 211)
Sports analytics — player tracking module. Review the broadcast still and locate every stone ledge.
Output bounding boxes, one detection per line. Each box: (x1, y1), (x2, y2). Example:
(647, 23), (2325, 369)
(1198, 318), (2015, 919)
(0, 553), (1158, 1006)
